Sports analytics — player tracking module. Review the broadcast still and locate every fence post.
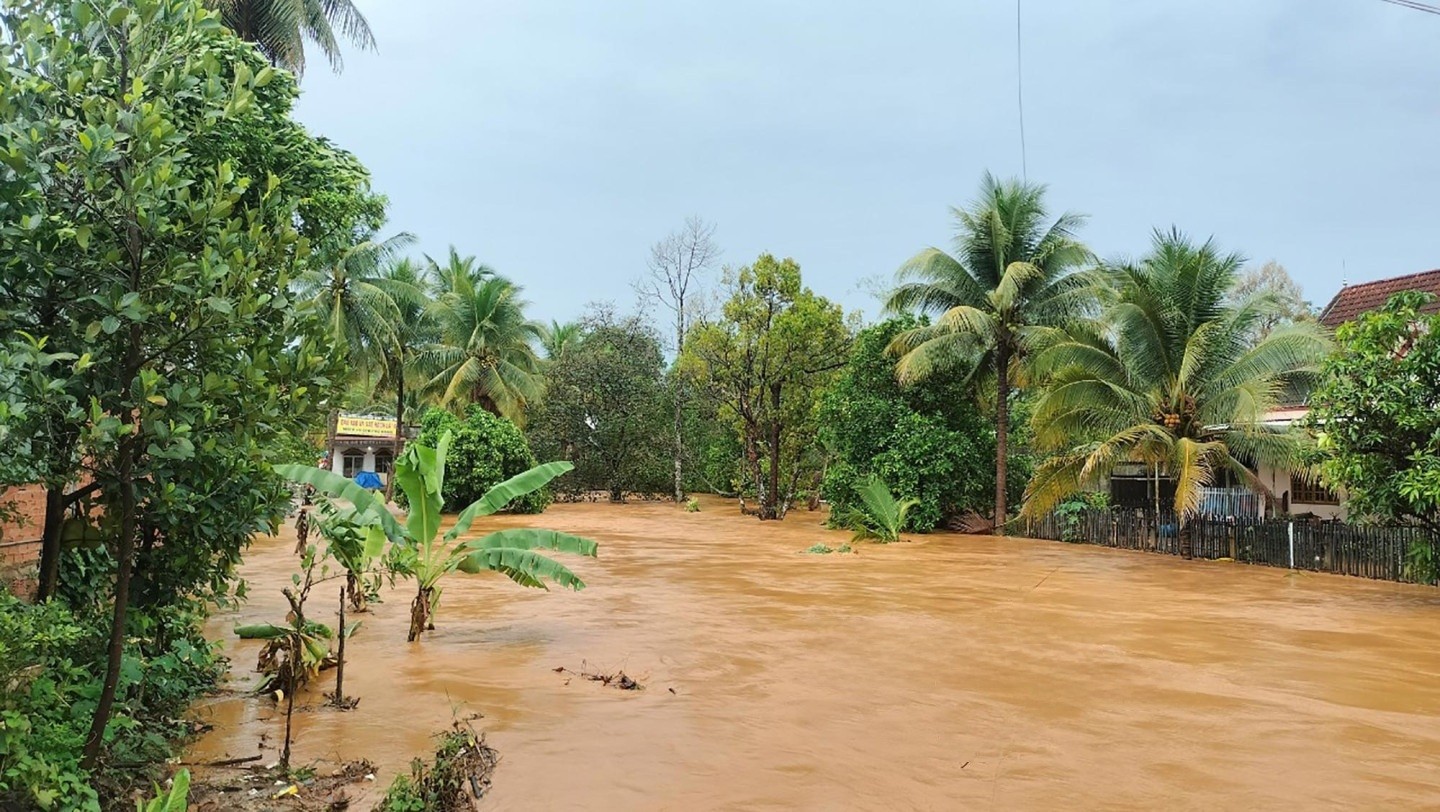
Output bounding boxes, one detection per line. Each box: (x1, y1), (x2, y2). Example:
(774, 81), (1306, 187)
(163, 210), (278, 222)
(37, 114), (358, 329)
(1287, 521), (1295, 569)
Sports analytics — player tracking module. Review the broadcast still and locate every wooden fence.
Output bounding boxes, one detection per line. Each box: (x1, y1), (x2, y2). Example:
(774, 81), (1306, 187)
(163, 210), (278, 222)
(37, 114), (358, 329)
(1022, 508), (1438, 584)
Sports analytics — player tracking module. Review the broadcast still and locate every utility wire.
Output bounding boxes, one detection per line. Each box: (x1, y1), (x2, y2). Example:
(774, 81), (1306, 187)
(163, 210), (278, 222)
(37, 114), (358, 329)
(1378, 0), (1440, 13)
(1016, 0), (1027, 182)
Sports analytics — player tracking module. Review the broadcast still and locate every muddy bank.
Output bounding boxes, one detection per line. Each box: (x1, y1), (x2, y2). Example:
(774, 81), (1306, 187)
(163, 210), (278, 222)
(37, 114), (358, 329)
(189, 495), (1440, 809)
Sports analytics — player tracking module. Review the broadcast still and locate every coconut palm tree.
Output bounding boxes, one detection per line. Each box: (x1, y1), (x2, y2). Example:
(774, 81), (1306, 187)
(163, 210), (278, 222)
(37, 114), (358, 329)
(368, 258), (433, 498)
(884, 172), (1092, 533)
(212, 0), (375, 75)
(541, 320), (582, 361)
(292, 232), (417, 361)
(421, 270), (545, 425)
(292, 232), (414, 465)
(426, 246), (496, 291)
(1020, 228), (1331, 556)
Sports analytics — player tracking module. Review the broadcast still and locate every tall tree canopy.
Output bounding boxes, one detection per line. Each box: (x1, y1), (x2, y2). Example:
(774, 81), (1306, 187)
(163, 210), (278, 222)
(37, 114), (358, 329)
(884, 172), (1091, 532)
(531, 309), (670, 500)
(1022, 229), (1330, 550)
(421, 269), (545, 425)
(1307, 291), (1440, 532)
(682, 254), (850, 520)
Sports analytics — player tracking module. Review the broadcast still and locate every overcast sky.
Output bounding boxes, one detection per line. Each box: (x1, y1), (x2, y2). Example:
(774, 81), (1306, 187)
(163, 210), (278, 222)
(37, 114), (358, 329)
(293, 0), (1440, 325)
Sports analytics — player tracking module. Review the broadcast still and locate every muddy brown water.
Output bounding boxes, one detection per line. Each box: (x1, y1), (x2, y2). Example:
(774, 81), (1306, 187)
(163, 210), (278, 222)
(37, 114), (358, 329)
(188, 496), (1440, 809)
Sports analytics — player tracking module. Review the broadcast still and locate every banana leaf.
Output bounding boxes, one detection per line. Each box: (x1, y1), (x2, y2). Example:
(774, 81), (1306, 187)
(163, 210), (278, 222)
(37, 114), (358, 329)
(455, 547), (587, 590)
(274, 464), (403, 540)
(445, 461), (575, 540)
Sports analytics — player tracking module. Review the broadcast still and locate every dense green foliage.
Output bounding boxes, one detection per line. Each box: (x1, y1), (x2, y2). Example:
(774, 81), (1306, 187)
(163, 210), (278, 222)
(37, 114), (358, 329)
(1023, 230), (1330, 535)
(682, 254), (851, 519)
(1307, 291), (1440, 531)
(530, 311), (670, 499)
(412, 407), (549, 513)
(0, 0), (373, 793)
(819, 318), (996, 531)
(0, 589), (221, 811)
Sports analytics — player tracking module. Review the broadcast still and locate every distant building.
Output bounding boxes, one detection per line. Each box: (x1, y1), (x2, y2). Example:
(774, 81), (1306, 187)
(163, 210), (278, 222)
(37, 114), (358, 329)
(1318, 268), (1440, 329)
(328, 413), (415, 486)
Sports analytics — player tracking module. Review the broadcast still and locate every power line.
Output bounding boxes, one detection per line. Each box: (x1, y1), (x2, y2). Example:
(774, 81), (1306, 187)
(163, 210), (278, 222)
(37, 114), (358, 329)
(1016, 0), (1027, 182)
(1378, 0), (1440, 14)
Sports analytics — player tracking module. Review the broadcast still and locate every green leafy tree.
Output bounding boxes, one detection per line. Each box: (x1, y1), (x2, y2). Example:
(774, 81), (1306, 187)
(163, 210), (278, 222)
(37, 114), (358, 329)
(682, 254), (850, 519)
(422, 270), (545, 425)
(0, 0), (367, 767)
(411, 406), (550, 513)
(530, 309), (670, 500)
(211, 0), (374, 75)
(280, 432), (598, 642)
(884, 172), (1092, 532)
(1307, 291), (1440, 532)
(818, 318), (996, 531)
(1022, 229), (1330, 554)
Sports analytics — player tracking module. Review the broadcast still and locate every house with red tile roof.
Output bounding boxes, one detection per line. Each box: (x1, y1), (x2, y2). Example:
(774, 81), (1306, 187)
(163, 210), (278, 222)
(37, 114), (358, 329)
(1317, 268), (1440, 329)
(1250, 269), (1440, 520)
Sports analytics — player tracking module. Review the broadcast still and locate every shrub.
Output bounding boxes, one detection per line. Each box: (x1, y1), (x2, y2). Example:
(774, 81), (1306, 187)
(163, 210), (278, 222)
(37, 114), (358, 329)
(819, 318), (996, 532)
(411, 406), (549, 513)
(0, 589), (222, 811)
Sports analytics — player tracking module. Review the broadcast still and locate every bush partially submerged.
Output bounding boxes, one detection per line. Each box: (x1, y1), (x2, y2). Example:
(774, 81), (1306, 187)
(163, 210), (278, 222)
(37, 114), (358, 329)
(381, 719), (499, 811)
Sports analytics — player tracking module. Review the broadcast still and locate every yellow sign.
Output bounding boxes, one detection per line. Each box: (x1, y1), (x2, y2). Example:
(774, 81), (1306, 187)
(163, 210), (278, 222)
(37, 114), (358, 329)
(336, 415), (397, 438)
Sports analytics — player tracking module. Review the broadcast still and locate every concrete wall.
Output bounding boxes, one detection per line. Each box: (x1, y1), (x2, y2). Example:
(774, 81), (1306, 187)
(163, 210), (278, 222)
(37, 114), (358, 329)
(1255, 463), (1346, 520)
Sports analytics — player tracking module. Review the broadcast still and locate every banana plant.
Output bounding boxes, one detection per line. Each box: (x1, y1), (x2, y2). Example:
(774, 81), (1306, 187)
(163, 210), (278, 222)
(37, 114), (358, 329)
(313, 501), (389, 612)
(846, 476), (919, 543)
(277, 431), (597, 642)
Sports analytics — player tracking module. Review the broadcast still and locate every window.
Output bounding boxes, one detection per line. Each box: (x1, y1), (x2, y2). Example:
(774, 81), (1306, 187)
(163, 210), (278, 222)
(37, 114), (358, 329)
(342, 448), (365, 478)
(374, 448), (394, 475)
(1290, 474), (1340, 505)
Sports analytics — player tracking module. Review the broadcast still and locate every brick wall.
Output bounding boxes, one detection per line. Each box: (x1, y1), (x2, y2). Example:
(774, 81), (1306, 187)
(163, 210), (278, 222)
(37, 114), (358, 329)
(1, 484), (46, 594)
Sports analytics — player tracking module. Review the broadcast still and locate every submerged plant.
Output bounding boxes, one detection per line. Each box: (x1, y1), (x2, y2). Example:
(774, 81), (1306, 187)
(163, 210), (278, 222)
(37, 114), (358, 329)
(845, 477), (918, 543)
(234, 545), (358, 770)
(684, 497), (701, 513)
(313, 501), (389, 612)
(280, 431), (598, 642)
(803, 543), (834, 555)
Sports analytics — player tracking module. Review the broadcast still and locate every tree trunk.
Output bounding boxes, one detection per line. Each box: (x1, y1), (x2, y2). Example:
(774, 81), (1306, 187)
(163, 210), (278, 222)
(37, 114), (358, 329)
(325, 408), (339, 469)
(761, 383), (782, 521)
(81, 440), (136, 768)
(1179, 521), (1193, 560)
(385, 372), (404, 503)
(408, 586), (431, 642)
(332, 587), (346, 707)
(35, 488), (64, 601)
(673, 389), (685, 503)
(993, 344), (1011, 536)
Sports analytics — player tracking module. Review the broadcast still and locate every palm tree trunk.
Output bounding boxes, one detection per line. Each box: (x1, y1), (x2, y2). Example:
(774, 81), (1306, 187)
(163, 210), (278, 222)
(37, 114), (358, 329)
(385, 370), (404, 502)
(994, 345), (1010, 536)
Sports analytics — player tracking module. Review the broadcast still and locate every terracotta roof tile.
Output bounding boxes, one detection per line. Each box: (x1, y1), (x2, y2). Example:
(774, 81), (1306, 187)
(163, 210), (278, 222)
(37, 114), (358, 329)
(1318, 268), (1440, 328)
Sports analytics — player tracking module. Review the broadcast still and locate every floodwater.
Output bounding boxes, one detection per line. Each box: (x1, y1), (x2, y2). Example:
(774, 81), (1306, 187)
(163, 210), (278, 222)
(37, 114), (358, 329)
(189, 495), (1440, 809)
